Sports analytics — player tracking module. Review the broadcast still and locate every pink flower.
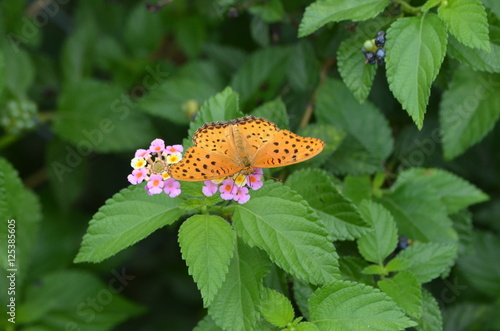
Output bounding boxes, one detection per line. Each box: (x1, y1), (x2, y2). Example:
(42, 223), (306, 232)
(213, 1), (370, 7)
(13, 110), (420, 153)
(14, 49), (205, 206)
(165, 144), (183, 154)
(253, 168), (264, 175)
(202, 180), (219, 197)
(233, 186), (250, 204)
(146, 175), (164, 195)
(219, 179), (236, 200)
(164, 178), (181, 198)
(135, 149), (150, 158)
(128, 168), (148, 185)
(149, 139), (165, 154)
(247, 173), (263, 190)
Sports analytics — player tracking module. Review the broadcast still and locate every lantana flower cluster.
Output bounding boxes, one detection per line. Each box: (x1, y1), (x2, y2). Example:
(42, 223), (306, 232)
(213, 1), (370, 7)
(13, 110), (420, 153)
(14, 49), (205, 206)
(127, 138), (264, 204)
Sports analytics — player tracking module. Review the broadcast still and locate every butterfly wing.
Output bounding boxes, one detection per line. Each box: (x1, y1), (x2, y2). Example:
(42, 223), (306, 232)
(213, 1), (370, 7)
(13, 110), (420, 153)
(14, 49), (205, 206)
(232, 116), (280, 157)
(168, 146), (243, 181)
(251, 130), (325, 168)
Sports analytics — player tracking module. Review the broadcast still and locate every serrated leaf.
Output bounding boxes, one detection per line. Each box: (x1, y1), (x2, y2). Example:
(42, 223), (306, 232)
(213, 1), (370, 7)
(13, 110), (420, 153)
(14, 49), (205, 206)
(394, 168), (488, 213)
(357, 200), (398, 264)
(286, 169), (371, 241)
(178, 215), (234, 307)
(339, 257), (374, 285)
(293, 278), (315, 320)
(260, 288), (295, 327)
(185, 87), (244, 148)
(439, 67), (500, 160)
(386, 14), (447, 129)
(417, 290), (443, 331)
(53, 79), (157, 152)
(438, 0), (490, 52)
(457, 231), (500, 296)
(17, 270), (143, 327)
(74, 185), (183, 263)
(194, 314), (222, 331)
(231, 47), (289, 104)
(309, 280), (417, 330)
(362, 264), (388, 275)
(386, 257), (413, 272)
(316, 78), (393, 174)
(337, 18), (390, 102)
(379, 174), (458, 244)
(422, 0), (443, 11)
(233, 181), (340, 285)
(378, 271), (423, 319)
(0, 158), (41, 299)
(397, 242), (458, 283)
(342, 175), (372, 205)
(298, 0), (390, 37)
(447, 35), (500, 73)
(208, 238), (270, 331)
(251, 98), (289, 130)
(297, 322), (319, 331)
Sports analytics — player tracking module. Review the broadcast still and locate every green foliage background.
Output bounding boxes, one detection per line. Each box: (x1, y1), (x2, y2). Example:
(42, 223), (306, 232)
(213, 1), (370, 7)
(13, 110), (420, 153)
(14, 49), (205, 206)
(1, 0), (500, 330)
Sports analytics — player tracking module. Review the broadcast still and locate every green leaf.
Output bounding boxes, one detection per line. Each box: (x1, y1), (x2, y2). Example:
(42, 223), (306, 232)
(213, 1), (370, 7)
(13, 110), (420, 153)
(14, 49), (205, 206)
(233, 181), (340, 285)
(385, 257), (412, 272)
(342, 175), (372, 206)
(482, 0), (500, 18)
(123, 3), (164, 57)
(362, 264), (388, 275)
(2, 44), (34, 98)
(260, 288), (295, 327)
(451, 210), (474, 257)
(309, 280), (417, 330)
(397, 242), (458, 283)
(378, 271), (423, 319)
(203, 44), (247, 76)
(251, 98), (289, 130)
(298, 0), (390, 37)
(457, 231), (500, 296)
(422, 0), (443, 11)
(287, 41), (320, 93)
(60, 22), (97, 83)
(139, 77), (220, 125)
(17, 270), (143, 327)
(357, 200), (398, 264)
(386, 14), (447, 129)
(393, 168), (488, 213)
(173, 15), (208, 58)
(194, 314), (223, 331)
(447, 35), (500, 73)
(178, 215), (235, 307)
(337, 18), (390, 102)
(417, 290), (443, 331)
(249, 0), (285, 23)
(0, 158), (41, 300)
(439, 67), (500, 160)
(231, 47), (289, 104)
(438, 0), (490, 52)
(316, 79), (393, 174)
(293, 279), (315, 320)
(208, 239), (270, 331)
(74, 185), (183, 263)
(442, 302), (497, 331)
(297, 322), (320, 331)
(379, 173), (458, 244)
(53, 79), (157, 153)
(286, 169), (371, 241)
(185, 87), (244, 147)
(339, 256), (374, 285)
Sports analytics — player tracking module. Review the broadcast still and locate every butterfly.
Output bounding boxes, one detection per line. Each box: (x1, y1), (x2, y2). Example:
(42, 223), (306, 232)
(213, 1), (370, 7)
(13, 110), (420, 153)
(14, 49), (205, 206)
(167, 116), (325, 181)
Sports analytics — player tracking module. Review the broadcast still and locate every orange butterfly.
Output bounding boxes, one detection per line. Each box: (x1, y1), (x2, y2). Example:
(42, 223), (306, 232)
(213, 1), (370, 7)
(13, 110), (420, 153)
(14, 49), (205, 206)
(167, 116), (325, 181)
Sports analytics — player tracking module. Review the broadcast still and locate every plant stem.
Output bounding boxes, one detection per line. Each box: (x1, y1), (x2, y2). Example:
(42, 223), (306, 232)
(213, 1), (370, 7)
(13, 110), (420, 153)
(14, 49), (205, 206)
(391, 0), (422, 15)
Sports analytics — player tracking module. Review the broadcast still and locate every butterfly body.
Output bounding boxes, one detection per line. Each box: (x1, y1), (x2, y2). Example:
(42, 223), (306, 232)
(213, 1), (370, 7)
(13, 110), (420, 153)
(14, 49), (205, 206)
(168, 116), (325, 181)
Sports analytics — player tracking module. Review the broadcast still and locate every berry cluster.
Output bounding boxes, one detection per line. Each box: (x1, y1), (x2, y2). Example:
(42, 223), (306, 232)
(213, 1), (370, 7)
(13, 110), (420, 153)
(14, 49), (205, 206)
(0, 100), (37, 135)
(361, 31), (386, 65)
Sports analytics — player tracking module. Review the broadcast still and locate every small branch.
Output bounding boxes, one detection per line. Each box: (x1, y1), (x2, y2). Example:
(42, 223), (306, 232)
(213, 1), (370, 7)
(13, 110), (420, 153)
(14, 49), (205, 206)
(391, 0), (422, 15)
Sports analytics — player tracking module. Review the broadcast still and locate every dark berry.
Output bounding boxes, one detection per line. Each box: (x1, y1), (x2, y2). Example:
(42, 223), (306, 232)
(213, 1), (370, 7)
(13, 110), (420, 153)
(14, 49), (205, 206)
(375, 31), (386, 47)
(375, 48), (385, 59)
(365, 52), (376, 65)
